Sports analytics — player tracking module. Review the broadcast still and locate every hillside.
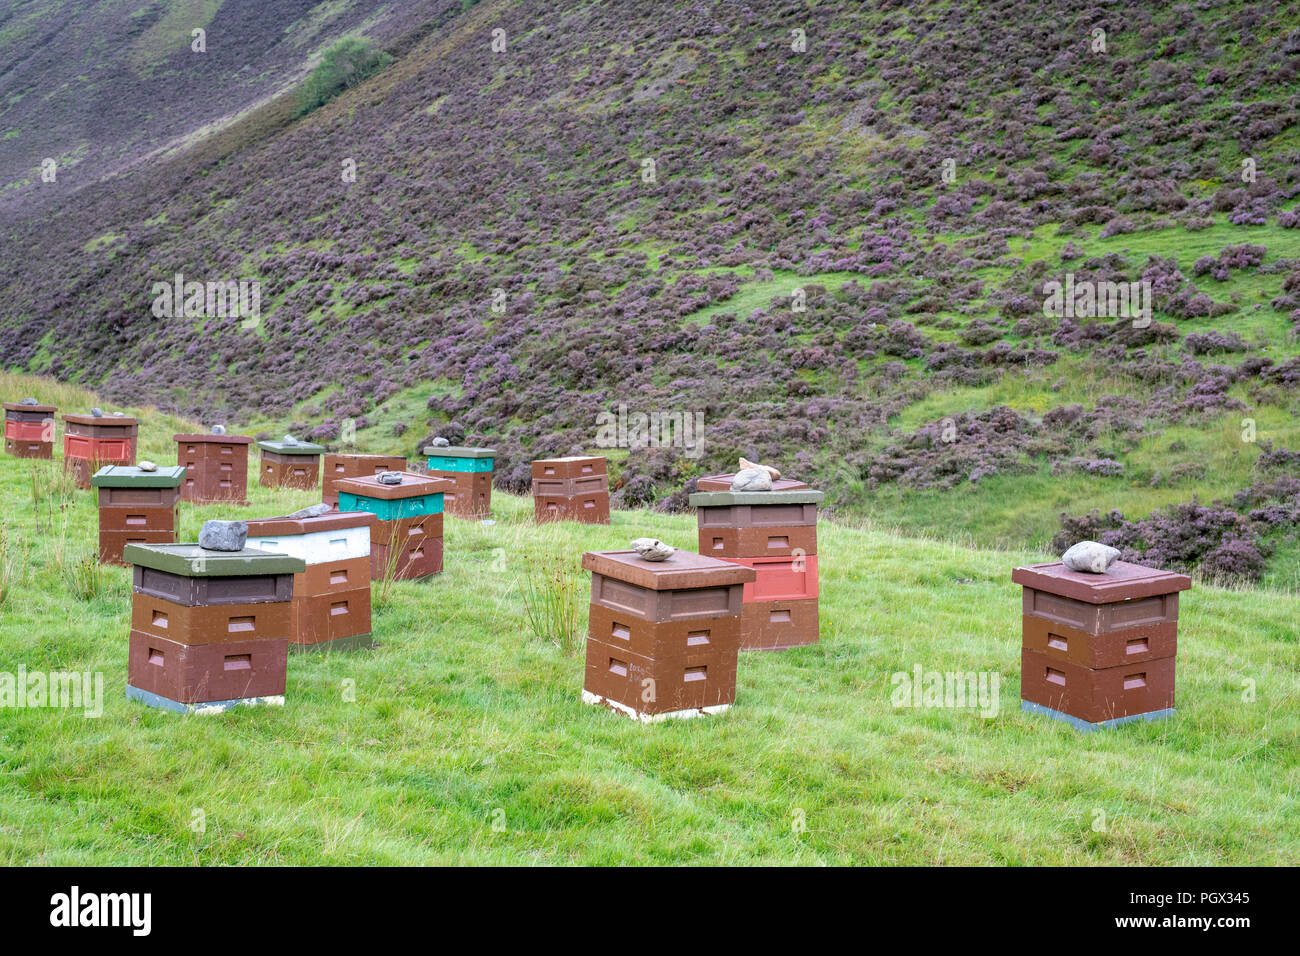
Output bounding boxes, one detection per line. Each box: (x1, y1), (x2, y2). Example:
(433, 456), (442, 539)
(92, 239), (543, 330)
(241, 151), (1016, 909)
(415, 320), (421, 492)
(0, 372), (1296, 865)
(2, 0), (1300, 585)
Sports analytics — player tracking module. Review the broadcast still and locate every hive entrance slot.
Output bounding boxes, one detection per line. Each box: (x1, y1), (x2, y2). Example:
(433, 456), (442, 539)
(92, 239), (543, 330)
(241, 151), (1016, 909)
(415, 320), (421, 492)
(684, 666), (707, 682)
(1045, 667), (1066, 686)
(223, 655), (252, 671)
(1123, 673), (1147, 690)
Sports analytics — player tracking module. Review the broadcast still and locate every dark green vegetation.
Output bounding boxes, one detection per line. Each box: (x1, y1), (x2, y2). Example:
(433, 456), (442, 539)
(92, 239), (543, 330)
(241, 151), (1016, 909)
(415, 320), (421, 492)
(295, 37), (392, 117)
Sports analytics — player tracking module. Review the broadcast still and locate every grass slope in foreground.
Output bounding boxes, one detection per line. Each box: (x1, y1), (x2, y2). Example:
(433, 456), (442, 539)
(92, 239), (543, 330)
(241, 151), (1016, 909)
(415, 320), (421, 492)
(0, 374), (1295, 865)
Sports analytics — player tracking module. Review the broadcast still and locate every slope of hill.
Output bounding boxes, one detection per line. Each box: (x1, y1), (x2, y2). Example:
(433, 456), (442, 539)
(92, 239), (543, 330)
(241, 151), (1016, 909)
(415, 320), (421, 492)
(2, 0), (1300, 583)
(0, 373), (1295, 865)
(0, 0), (453, 207)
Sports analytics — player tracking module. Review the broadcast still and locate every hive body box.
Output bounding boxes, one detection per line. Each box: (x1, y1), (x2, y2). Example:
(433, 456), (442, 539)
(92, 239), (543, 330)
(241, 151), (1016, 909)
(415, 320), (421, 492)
(1011, 560), (1192, 731)
(335, 473), (452, 580)
(246, 511), (376, 652)
(580, 550), (756, 722)
(63, 414), (138, 489)
(175, 433), (253, 504)
(92, 465), (185, 565)
(424, 446), (495, 518)
(689, 488), (823, 651)
(124, 544), (305, 714)
(321, 453), (408, 509)
(4, 402), (56, 459)
(257, 439), (325, 491)
(532, 457), (609, 524)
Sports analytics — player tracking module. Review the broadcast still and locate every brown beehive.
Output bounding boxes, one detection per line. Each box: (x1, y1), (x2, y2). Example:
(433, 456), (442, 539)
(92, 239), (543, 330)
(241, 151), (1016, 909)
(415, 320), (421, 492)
(1012, 560), (1191, 730)
(124, 543), (304, 714)
(580, 550), (755, 721)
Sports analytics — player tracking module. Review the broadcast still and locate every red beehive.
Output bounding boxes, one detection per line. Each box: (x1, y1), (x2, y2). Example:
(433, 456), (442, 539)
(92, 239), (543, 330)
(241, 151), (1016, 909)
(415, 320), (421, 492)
(175, 433), (254, 504)
(92, 465), (185, 565)
(321, 453), (408, 509)
(124, 543), (304, 714)
(580, 549), (755, 721)
(1012, 560), (1191, 730)
(3, 401), (56, 459)
(690, 488), (823, 650)
(532, 456), (609, 524)
(63, 413), (138, 489)
(246, 511), (376, 652)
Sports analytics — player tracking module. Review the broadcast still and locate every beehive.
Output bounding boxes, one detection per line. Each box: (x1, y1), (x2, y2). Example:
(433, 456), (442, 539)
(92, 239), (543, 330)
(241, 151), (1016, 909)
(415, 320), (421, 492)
(246, 511), (376, 652)
(1012, 560), (1191, 730)
(175, 433), (253, 504)
(63, 414), (138, 489)
(92, 465), (185, 565)
(532, 456), (609, 524)
(334, 473), (453, 580)
(257, 439), (325, 491)
(424, 445), (495, 518)
(3, 401), (56, 459)
(689, 488), (824, 650)
(321, 453), (408, 509)
(124, 543), (304, 714)
(581, 550), (755, 721)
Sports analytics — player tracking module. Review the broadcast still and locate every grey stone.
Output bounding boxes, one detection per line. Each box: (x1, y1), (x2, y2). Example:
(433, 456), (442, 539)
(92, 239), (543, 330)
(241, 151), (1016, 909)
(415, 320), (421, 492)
(1061, 540), (1121, 574)
(211, 424), (226, 435)
(198, 520), (248, 552)
(432, 437), (450, 447)
(112, 411), (124, 417)
(631, 537), (675, 562)
(90, 407), (103, 417)
(730, 467), (773, 492)
(19, 397), (38, 406)
(282, 434), (299, 445)
(377, 470), (404, 485)
(286, 503), (333, 519)
(136, 460), (158, 472)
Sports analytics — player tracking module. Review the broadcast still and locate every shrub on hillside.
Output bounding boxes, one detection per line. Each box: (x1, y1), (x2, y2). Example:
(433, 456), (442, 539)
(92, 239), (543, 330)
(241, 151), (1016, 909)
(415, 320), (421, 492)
(296, 38), (392, 117)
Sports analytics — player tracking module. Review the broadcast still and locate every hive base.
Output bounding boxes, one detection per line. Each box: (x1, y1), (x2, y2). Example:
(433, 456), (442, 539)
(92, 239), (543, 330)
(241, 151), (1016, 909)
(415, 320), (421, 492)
(290, 633), (374, 654)
(1020, 699), (1174, 732)
(580, 689), (729, 723)
(127, 685), (285, 715)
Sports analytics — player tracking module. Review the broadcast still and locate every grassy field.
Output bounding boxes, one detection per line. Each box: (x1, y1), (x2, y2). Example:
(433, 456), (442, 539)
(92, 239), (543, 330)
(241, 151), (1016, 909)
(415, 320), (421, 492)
(0, 371), (1296, 865)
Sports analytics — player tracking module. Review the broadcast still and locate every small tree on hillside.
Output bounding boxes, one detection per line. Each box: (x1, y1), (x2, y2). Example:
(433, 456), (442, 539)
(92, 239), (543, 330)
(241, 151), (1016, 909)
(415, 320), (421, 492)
(296, 37), (392, 117)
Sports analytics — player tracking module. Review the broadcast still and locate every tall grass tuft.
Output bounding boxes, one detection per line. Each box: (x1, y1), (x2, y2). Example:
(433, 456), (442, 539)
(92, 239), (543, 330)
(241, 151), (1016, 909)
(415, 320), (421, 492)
(0, 525), (22, 606)
(50, 525), (109, 601)
(520, 549), (584, 655)
(29, 461), (75, 532)
(372, 530), (414, 608)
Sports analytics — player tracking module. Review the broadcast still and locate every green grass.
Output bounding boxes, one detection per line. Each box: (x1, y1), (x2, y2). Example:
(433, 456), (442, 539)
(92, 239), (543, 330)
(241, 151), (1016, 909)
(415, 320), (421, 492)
(0, 375), (1296, 864)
